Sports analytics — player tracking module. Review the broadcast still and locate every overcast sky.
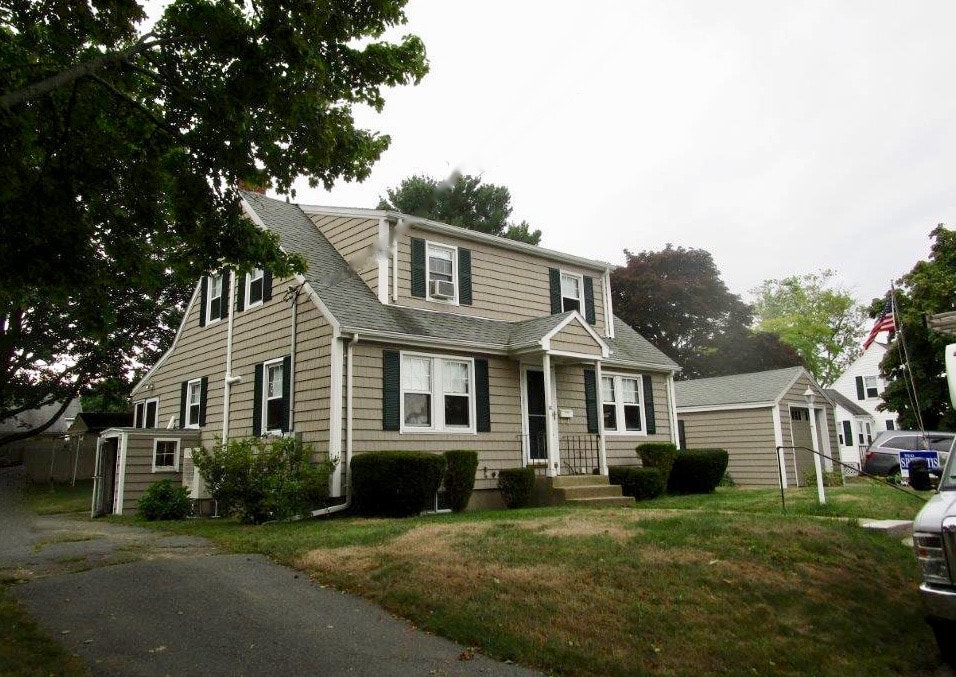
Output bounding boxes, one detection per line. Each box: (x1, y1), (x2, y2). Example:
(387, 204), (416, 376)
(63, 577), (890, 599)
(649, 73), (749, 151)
(283, 1), (956, 307)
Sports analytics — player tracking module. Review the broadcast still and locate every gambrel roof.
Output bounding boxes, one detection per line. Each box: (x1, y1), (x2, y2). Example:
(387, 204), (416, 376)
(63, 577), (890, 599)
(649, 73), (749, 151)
(241, 192), (677, 371)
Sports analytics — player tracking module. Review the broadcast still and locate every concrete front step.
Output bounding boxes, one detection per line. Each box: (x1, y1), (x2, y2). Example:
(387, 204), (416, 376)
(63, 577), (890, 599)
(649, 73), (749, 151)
(565, 496), (634, 508)
(555, 484), (625, 501)
(551, 475), (611, 489)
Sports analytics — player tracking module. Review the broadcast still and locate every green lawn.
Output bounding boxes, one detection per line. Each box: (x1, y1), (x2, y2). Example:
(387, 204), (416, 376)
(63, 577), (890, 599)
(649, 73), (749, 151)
(141, 502), (941, 675)
(22, 479), (93, 515)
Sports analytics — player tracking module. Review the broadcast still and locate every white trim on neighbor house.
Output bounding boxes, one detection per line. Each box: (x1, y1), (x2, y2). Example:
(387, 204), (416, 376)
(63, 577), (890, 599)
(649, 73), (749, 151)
(399, 350), (477, 435)
(299, 204), (614, 274)
(600, 371), (648, 437)
(151, 437), (181, 473)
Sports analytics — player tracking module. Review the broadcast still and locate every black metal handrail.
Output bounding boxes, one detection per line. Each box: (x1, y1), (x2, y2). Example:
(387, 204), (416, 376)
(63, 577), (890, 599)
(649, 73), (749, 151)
(560, 434), (601, 475)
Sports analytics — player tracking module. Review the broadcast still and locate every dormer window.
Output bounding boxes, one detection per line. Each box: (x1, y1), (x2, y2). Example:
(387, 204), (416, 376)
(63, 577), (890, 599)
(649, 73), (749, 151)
(246, 268), (264, 308)
(427, 243), (457, 303)
(207, 274), (223, 323)
(561, 272), (583, 313)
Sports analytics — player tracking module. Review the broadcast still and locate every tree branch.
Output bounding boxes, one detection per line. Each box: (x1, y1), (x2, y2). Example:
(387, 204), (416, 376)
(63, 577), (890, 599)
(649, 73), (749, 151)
(89, 74), (182, 140)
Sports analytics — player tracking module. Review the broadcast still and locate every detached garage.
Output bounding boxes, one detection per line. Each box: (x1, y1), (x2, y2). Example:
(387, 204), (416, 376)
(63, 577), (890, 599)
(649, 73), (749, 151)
(674, 366), (838, 488)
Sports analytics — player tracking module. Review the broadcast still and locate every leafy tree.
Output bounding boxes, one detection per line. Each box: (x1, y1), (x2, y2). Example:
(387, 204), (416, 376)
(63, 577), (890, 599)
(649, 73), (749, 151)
(878, 225), (956, 430)
(610, 245), (802, 378)
(0, 0), (427, 446)
(378, 172), (542, 244)
(751, 270), (866, 386)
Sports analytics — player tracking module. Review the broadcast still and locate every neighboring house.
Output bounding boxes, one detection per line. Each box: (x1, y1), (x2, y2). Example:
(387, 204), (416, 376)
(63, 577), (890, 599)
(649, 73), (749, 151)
(823, 389), (874, 474)
(674, 367), (838, 488)
(93, 191), (680, 515)
(0, 399), (81, 479)
(829, 341), (899, 433)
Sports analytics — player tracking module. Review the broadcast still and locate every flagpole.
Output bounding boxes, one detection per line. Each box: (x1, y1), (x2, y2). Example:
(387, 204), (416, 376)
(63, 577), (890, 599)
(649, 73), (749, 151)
(891, 281), (926, 434)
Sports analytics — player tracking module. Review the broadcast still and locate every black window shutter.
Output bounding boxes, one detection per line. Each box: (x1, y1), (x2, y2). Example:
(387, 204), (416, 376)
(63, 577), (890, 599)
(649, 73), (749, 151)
(549, 268), (562, 314)
(220, 269), (230, 320)
(263, 270), (273, 302)
(842, 420), (853, 447)
(855, 376), (865, 400)
(411, 238), (426, 298)
(383, 350), (401, 430)
(583, 276), (596, 324)
(134, 402), (144, 429)
(199, 376), (208, 426)
(281, 355), (292, 432)
(678, 419), (687, 450)
(236, 274), (245, 312)
(643, 374), (656, 434)
(458, 248), (472, 305)
(475, 358), (490, 432)
(179, 381), (188, 428)
(199, 277), (208, 327)
(583, 368), (598, 434)
(253, 363), (263, 436)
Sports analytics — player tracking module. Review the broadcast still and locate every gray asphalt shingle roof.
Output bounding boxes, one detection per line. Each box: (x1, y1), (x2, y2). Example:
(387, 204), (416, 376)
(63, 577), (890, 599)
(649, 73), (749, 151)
(242, 192), (677, 370)
(824, 389), (871, 417)
(674, 366), (806, 409)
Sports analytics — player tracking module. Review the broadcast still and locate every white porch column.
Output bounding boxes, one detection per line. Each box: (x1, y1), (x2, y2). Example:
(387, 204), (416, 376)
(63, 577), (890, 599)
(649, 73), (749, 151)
(595, 360), (608, 476)
(805, 388), (825, 505)
(542, 352), (558, 477)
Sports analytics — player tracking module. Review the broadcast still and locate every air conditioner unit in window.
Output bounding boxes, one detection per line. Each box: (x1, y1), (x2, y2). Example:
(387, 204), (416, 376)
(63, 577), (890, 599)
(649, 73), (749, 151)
(429, 279), (455, 299)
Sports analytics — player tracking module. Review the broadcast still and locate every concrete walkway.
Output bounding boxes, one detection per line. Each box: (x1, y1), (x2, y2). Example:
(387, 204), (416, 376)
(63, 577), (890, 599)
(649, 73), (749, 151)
(0, 470), (537, 676)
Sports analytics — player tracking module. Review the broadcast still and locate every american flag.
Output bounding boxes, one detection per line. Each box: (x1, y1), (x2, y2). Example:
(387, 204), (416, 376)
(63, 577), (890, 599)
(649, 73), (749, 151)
(863, 296), (895, 350)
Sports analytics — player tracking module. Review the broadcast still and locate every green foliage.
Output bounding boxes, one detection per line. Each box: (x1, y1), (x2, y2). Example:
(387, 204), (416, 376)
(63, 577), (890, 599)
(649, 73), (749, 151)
(718, 472), (737, 487)
(667, 449), (729, 494)
(610, 245), (802, 379)
(608, 466), (664, 500)
(752, 270), (866, 386)
(137, 479), (191, 521)
(193, 437), (335, 524)
(442, 450), (479, 513)
(878, 225), (956, 430)
(378, 172), (542, 244)
(351, 452), (446, 517)
(801, 469), (845, 488)
(0, 0), (428, 446)
(497, 467), (536, 508)
(636, 442), (678, 488)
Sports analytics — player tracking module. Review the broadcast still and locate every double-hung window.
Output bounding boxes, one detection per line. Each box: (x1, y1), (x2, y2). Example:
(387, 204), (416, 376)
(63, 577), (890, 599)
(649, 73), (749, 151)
(561, 272), (583, 313)
(426, 243), (457, 303)
(152, 438), (180, 472)
(601, 374), (644, 434)
(134, 397), (159, 428)
(185, 379), (202, 428)
(207, 273), (223, 323)
(864, 375), (880, 398)
(246, 268), (264, 308)
(264, 359), (284, 434)
(401, 353), (473, 432)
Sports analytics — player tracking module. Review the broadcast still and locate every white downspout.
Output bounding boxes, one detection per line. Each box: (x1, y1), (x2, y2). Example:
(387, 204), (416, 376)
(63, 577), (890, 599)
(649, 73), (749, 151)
(289, 283), (302, 433)
(312, 332), (358, 517)
(666, 373), (680, 448)
(603, 268), (614, 339)
(222, 270), (237, 441)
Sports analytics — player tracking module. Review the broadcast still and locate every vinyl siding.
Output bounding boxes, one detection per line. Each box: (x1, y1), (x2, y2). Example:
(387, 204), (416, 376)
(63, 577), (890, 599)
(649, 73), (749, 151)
(604, 371), (673, 464)
(777, 373), (839, 485)
(309, 213), (381, 296)
(395, 225), (608, 334)
(679, 408), (779, 487)
(118, 432), (199, 515)
(549, 321), (603, 356)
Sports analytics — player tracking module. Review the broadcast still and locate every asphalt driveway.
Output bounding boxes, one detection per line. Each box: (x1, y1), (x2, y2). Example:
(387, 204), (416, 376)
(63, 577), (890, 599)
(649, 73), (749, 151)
(0, 471), (537, 676)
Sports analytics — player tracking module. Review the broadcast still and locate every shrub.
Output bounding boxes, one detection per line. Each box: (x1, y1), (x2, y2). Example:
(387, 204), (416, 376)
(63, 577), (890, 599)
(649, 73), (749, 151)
(608, 466), (664, 501)
(667, 449), (729, 494)
(193, 436), (335, 524)
(443, 450), (479, 512)
(718, 471), (737, 488)
(801, 469), (845, 488)
(497, 467), (536, 508)
(636, 442), (678, 488)
(351, 452), (446, 517)
(138, 479), (191, 521)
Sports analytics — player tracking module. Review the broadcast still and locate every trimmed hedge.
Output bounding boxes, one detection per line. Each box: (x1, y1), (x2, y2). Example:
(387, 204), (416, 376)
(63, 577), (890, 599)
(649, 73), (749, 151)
(636, 442), (678, 488)
(351, 451), (446, 517)
(608, 466), (664, 501)
(667, 449), (729, 494)
(497, 467), (536, 508)
(443, 450), (479, 512)
(138, 479), (191, 521)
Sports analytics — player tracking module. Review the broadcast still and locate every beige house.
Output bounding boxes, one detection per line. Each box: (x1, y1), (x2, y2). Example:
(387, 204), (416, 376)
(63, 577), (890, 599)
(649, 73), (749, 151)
(675, 367), (838, 488)
(94, 191), (679, 515)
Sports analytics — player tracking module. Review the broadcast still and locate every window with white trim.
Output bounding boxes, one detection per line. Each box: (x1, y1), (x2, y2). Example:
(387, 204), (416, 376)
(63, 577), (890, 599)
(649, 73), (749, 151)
(186, 379), (202, 428)
(561, 272), (583, 313)
(401, 353), (473, 432)
(601, 374), (644, 434)
(152, 438), (180, 472)
(263, 359), (285, 434)
(134, 397), (159, 428)
(246, 268), (264, 308)
(426, 242), (457, 303)
(207, 273), (223, 324)
(863, 375), (880, 399)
